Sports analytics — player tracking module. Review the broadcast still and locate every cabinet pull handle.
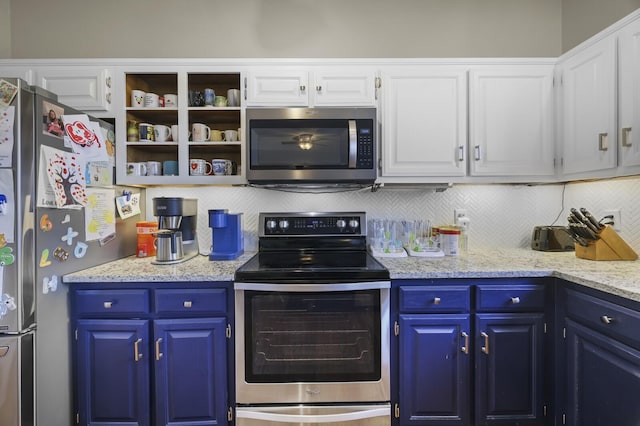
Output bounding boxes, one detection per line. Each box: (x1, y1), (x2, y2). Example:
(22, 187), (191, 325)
(183, 300), (192, 308)
(155, 338), (163, 361)
(481, 332), (489, 354)
(461, 331), (469, 354)
(106, 93), (112, 104)
(598, 133), (609, 151)
(622, 127), (632, 147)
(474, 145), (481, 161)
(600, 315), (613, 324)
(458, 145), (465, 162)
(134, 338), (143, 361)
(103, 301), (113, 309)
(433, 297), (441, 305)
(105, 76), (112, 88)
(511, 296), (520, 304)
(300, 85), (306, 93)
(316, 85), (322, 93)
(244, 77), (248, 100)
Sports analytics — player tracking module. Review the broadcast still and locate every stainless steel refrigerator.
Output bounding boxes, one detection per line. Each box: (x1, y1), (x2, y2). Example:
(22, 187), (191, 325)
(0, 78), (139, 426)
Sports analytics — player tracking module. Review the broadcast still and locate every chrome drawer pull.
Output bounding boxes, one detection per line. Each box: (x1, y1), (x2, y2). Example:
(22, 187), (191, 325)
(511, 297), (520, 304)
(601, 315), (613, 324)
(433, 297), (441, 305)
(155, 338), (163, 361)
(183, 301), (192, 308)
(103, 301), (113, 309)
(481, 332), (490, 354)
(461, 332), (469, 354)
(134, 338), (143, 361)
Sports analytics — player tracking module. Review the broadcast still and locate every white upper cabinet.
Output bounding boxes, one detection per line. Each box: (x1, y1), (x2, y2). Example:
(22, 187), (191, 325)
(379, 67), (468, 180)
(558, 36), (617, 176)
(35, 66), (113, 113)
(244, 67), (377, 107)
(618, 16), (640, 173)
(469, 65), (555, 178)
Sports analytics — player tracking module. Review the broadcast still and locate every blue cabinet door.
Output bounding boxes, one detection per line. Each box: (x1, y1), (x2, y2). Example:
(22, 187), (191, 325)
(153, 318), (228, 426)
(399, 314), (471, 425)
(475, 313), (544, 426)
(565, 319), (640, 426)
(76, 319), (151, 426)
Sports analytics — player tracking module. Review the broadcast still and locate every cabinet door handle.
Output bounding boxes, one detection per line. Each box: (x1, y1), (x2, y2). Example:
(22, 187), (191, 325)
(511, 296), (520, 304)
(183, 300), (192, 308)
(599, 133), (609, 151)
(155, 338), (163, 361)
(622, 127), (632, 147)
(134, 338), (143, 361)
(461, 331), (469, 354)
(474, 145), (481, 161)
(300, 85), (306, 93)
(433, 297), (441, 305)
(103, 301), (113, 309)
(458, 145), (465, 162)
(600, 315), (613, 324)
(481, 332), (489, 354)
(316, 85), (322, 93)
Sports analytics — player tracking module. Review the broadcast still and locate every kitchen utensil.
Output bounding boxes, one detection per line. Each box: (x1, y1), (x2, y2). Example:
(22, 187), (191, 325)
(580, 207), (604, 231)
(153, 229), (184, 262)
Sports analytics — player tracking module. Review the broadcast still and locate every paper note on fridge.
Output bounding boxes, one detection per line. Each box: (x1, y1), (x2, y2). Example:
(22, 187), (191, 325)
(0, 169), (15, 243)
(84, 188), (116, 241)
(37, 145), (88, 209)
(0, 105), (15, 167)
(62, 114), (109, 162)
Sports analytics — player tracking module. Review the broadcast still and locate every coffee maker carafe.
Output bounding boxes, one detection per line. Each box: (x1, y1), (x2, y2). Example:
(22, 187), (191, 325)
(152, 197), (199, 264)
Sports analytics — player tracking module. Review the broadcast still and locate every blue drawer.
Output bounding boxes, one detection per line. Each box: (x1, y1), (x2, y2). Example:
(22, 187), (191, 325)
(399, 286), (470, 313)
(73, 289), (150, 317)
(154, 288), (227, 316)
(476, 284), (545, 312)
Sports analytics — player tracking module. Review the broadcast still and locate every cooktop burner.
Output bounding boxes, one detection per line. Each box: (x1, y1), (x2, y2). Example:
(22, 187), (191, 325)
(234, 212), (390, 283)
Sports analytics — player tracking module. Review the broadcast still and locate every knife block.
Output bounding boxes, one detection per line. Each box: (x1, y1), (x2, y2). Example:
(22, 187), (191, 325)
(574, 225), (638, 261)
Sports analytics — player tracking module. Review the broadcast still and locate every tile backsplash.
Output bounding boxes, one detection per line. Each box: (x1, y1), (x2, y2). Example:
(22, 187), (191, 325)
(146, 176), (640, 254)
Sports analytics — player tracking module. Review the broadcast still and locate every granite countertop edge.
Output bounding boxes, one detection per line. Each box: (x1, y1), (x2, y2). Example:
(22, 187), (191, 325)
(63, 249), (640, 303)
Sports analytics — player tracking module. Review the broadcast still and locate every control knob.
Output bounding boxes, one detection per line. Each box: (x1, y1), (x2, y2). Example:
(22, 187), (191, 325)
(336, 219), (347, 229)
(349, 219), (359, 229)
(266, 220), (277, 230)
(278, 220), (289, 230)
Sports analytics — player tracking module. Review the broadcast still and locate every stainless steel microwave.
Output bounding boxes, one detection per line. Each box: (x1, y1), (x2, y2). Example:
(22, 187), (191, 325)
(246, 107), (377, 186)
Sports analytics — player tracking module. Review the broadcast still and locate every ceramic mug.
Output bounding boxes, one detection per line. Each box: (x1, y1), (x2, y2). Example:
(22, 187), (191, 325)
(162, 160), (178, 175)
(227, 89), (240, 107)
(164, 94), (178, 107)
(204, 88), (215, 106)
(146, 161), (162, 176)
(190, 158), (212, 176)
(154, 124), (171, 142)
(224, 129), (238, 142)
(210, 129), (224, 142)
(131, 90), (145, 108)
(211, 158), (230, 176)
(192, 123), (211, 142)
(127, 162), (147, 176)
(138, 123), (155, 142)
(144, 92), (160, 107)
(171, 125), (179, 142)
(214, 95), (227, 107)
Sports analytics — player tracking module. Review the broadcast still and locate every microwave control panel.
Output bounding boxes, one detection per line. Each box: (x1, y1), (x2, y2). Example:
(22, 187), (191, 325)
(357, 126), (374, 169)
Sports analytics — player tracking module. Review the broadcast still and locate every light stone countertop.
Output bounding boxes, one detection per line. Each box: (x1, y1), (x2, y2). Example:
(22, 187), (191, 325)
(63, 249), (640, 302)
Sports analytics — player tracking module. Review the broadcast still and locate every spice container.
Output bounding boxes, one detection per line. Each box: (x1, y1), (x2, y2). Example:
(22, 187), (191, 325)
(136, 221), (158, 257)
(439, 226), (461, 256)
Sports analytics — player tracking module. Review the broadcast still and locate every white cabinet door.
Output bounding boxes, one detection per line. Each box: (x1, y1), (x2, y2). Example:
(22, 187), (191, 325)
(559, 36), (616, 176)
(0, 63), (35, 84)
(380, 67), (467, 178)
(312, 69), (377, 106)
(36, 67), (112, 112)
(618, 17), (640, 172)
(245, 69), (309, 106)
(469, 66), (555, 177)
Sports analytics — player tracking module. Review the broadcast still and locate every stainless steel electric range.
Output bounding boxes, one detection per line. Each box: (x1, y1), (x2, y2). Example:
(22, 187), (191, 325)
(234, 212), (391, 426)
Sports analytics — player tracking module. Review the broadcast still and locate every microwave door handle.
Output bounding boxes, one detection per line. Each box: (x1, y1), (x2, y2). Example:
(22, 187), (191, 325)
(348, 119), (357, 168)
(236, 407), (389, 423)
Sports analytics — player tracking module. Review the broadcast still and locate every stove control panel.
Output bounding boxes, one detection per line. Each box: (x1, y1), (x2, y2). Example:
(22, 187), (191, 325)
(260, 212), (366, 236)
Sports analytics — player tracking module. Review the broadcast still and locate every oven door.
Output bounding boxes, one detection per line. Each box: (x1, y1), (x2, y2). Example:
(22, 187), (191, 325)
(235, 281), (390, 405)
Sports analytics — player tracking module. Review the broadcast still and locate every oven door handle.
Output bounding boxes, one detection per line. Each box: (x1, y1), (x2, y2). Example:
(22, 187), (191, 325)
(236, 406), (389, 423)
(234, 281), (390, 292)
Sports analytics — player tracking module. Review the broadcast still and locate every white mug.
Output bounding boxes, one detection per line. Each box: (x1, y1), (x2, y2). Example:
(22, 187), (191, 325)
(146, 161), (162, 176)
(227, 89), (240, 107)
(192, 123), (211, 142)
(131, 90), (145, 108)
(143, 92), (160, 107)
(190, 158), (212, 176)
(171, 125), (179, 142)
(211, 158), (230, 176)
(154, 125), (171, 142)
(126, 162), (147, 176)
(164, 94), (178, 107)
(224, 129), (238, 142)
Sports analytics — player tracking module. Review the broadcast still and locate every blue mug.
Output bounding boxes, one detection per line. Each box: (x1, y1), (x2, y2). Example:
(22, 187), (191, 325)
(204, 88), (215, 106)
(162, 160), (179, 176)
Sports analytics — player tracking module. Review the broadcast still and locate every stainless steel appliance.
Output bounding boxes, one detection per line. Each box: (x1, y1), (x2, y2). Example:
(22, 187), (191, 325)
(246, 108), (377, 186)
(234, 212), (390, 426)
(152, 197), (199, 264)
(0, 78), (137, 426)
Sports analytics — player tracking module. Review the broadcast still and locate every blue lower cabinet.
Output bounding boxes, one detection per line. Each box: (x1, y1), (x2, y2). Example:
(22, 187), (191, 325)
(76, 319), (151, 426)
(475, 313), (545, 425)
(153, 318), (228, 426)
(399, 314), (471, 425)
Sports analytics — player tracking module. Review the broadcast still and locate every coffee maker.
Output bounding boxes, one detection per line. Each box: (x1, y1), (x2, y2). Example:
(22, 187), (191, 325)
(152, 197), (199, 264)
(209, 209), (244, 260)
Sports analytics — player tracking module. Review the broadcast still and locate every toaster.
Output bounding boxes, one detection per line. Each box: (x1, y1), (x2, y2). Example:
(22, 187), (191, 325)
(531, 226), (575, 252)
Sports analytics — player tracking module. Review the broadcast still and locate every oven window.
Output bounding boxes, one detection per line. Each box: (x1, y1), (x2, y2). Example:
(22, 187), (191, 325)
(244, 290), (381, 383)
(249, 119), (349, 169)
